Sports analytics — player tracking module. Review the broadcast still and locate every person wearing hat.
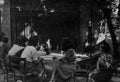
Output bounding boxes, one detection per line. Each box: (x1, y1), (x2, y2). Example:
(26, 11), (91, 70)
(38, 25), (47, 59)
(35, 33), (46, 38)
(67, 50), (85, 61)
(50, 38), (76, 82)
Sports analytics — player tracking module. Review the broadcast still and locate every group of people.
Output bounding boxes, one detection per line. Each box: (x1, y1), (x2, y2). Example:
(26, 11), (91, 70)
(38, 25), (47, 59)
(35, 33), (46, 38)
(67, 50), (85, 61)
(0, 36), (49, 76)
(49, 39), (114, 82)
(0, 36), (77, 82)
(0, 35), (115, 82)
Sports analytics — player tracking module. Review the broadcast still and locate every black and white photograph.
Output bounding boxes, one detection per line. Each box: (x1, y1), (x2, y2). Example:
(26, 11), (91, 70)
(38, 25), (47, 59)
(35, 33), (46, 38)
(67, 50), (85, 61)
(0, 0), (120, 82)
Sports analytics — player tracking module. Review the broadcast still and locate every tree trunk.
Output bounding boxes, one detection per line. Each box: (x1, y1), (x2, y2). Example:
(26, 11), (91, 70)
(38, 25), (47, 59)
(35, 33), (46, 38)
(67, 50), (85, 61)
(107, 17), (119, 60)
(94, 0), (119, 60)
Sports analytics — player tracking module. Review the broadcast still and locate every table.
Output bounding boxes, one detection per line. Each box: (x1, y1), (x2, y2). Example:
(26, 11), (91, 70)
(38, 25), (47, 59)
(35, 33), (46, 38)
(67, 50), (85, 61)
(35, 51), (101, 82)
(36, 51), (89, 61)
(36, 51), (101, 70)
(76, 51), (101, 70)
(35, 52), (89, 72)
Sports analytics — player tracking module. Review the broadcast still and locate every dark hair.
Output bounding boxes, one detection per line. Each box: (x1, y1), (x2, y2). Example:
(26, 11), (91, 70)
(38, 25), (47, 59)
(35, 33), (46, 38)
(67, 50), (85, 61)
(20, 36), (28, 46)
(2, 37), (8, 43)
(15, 36), (28, 46)
(101, 41), (111, 53)
(28, 36), (39, 46)
(15, 38), (20, 44)
(61, 37), (74, 52)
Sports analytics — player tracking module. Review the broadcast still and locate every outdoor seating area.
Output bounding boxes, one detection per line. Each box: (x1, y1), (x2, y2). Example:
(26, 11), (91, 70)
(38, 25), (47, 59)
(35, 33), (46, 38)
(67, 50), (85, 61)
(0, 52), (99, 82)
(1, 0), (120, 82)
(0, 52), (120, 82)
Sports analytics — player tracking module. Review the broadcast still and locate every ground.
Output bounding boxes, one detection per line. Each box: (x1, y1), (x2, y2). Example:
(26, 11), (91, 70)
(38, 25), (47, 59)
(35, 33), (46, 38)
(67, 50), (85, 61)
(0, 69), (120, 82)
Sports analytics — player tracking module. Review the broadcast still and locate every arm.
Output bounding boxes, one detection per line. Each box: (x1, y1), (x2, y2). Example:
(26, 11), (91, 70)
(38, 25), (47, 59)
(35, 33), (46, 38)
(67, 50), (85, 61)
(31, 47), (38, 61)
(96, 57), (100, 71)
(50, 61), (57, 82)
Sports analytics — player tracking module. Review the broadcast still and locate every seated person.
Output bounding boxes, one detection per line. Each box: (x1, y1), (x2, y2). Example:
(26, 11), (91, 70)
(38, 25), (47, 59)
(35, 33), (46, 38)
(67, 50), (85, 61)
(8, 36), (28, 57)
(0, 37), (10, 62)
(7, 37), (28, 70)
(89, 41), (113, 82)
(44, 39), (52, 55)
(21, 36), (43, 76)
(50, 38), (76, 82)
(21, 36), (39, 62)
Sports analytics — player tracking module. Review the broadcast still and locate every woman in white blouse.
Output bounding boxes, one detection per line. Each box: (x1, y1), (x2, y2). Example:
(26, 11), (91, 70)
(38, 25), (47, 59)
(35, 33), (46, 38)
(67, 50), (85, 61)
(21, 36), (43, 76)
(21, 36), (39, 62)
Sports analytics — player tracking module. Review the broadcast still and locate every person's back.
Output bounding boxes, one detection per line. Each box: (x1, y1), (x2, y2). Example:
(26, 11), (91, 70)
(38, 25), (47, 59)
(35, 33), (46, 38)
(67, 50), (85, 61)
(21, 36), (38, 62)
(55, 58), (76, 82)
(21, 45), (37, 62)
(8, 37), (28, 56)
(8, 44), (24, 56)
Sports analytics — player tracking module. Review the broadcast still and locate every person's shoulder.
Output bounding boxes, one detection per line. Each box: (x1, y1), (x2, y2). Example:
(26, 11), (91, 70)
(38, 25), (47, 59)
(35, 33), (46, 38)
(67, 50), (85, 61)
(25, 46), (33, 48)
(58, 57), (67, 64)
(13, 44), (20, 47)
(31, 46), (36, 49)
(27, 46), (36, 51)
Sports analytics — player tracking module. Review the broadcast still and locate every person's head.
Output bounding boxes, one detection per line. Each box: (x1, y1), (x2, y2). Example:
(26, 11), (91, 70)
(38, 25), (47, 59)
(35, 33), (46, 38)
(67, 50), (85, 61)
(46, 38), (51, 44)
(2, 37), (9, 43)
(15, 36), (28, 47)
(64, 49), (76, 62)
(28, 36), (39, 46)
(100, 41), (111, 53)
(61, 37), (74, 52)
(19, 36), (28, 46)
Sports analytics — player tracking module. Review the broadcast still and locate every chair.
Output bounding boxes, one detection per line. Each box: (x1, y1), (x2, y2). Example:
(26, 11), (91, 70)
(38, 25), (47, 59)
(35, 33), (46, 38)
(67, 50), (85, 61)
(73, 69), (89, 82)
(77, 54), (100, 70)
(0, 57), (13, 82)
(9, 56), (46, 82)
(8, 56), (26, 82)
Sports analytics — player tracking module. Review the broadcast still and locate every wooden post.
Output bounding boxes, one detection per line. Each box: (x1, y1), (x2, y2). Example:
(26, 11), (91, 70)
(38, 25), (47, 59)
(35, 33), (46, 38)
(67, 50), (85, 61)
(107, 17), (119, 59)
(0, 10), (1, 37)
